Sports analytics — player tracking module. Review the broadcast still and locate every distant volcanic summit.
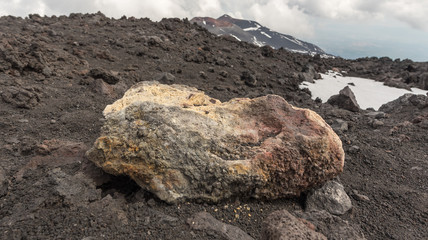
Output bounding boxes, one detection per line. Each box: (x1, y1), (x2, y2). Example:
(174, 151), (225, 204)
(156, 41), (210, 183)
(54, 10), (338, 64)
(191, 14), (329, 56)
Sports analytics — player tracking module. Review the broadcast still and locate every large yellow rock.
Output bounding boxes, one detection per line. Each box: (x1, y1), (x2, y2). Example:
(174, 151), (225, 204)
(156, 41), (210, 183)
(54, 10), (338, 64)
(87, 81), (344, 203)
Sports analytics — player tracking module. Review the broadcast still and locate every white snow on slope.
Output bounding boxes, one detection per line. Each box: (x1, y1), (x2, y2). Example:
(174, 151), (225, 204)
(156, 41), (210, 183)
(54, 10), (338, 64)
(243, 26), (260, 31)
(252, 36), (264, 47)
(229, 34), (241, 41)
(281, 35), (302, 46)
(261, 31), (272, 38)
(299, 71), (428, 110)
(290, 49), (309, 54)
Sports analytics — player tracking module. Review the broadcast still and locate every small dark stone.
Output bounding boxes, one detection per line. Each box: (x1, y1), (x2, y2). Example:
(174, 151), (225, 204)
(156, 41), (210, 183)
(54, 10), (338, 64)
(327, 86), (360, 112)
(306, 181), (352, 215)
(219, 70), (228, 78)
(295, 210), (366, 240)
(260, 45), (274, 57)
(188, 212), (254, 240)
(331, 119), (348, 132)
(241, 71), (257, 87)
(262, 209), (326, 240)
(147, 198), (156, 207)
(89, 68), (120, 85)
(0, 168), (7, 197)
(199, 71), (207, 79)
(348, 145), (360, 154)
(371, 119), (384, 128)
(154, 72), (176, 83)
(352, 190), (370, 201)
(215, 58), (227, 66)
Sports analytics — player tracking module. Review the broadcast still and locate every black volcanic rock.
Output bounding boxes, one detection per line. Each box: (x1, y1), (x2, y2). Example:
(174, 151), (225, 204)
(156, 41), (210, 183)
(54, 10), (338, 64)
(191, 14), (328, 56)
(89, 68), (120, 85)
(327, 86), (360, 112)
(344, 57), (428, 90)
(241, 71), (257, 87)
(419, 73), (428, 89)
(379, 94), (428, 113)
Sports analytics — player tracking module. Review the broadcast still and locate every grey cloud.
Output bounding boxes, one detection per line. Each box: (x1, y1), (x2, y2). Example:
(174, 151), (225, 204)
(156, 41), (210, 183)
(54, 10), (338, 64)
(0, 0), (427, 35)
(0, 0), (315, 37)
(42, 0), (98, 14)
(288, 0), (428, 31)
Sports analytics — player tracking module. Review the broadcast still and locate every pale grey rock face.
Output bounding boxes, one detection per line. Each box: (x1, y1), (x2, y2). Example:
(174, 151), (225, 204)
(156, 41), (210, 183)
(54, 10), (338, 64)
(295, 210), (366, 240)
(0, 168), (7, 197)
(188, 211), (254, 240)
(305, 181), (352, 215)
(262, 209), (327, 240)
(87, 81), (345, 203)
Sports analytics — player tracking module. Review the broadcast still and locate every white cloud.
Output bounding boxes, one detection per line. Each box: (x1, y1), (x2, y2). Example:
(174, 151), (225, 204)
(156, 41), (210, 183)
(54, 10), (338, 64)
(96, 0), (188, 19)
(382, 0), (428, 31)
(0, 0), (315, 38)
(0, 0), (427, 37)
(288, 0), (428, 31)
(247, 0), (314, 37)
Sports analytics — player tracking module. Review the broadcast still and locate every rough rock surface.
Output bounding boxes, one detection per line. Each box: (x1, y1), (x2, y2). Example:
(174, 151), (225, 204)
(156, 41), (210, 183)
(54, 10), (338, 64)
(15, 139), (88, 181)
(327, 86), (361, 112)
(0, 168), (7, 197)
(89, 68), (120, 85)
(188, 211), (254, 240)
(87, 81), (345, 203)
(262, 209), (327, 240)
(1, 85), (42, 109)
(330, 119), (348, 132)
(344, 57), (428, 90)
(305, 181), (352, 215)
(49, 168), (101, 205)
(295, 210), (366, 240)
(379, 93), (428, 113)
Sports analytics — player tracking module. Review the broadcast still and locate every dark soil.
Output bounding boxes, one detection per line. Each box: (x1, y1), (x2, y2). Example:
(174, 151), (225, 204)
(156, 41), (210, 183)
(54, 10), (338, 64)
(0, 13), (427, 239)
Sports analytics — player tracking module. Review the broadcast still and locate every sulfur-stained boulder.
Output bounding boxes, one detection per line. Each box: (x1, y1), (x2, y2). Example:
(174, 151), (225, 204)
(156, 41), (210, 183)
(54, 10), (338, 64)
(86, 81), (344, 203)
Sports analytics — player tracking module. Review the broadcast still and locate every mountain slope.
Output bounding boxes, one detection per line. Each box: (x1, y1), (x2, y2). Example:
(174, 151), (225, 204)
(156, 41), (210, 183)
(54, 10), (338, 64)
(191, 14), (328, 56)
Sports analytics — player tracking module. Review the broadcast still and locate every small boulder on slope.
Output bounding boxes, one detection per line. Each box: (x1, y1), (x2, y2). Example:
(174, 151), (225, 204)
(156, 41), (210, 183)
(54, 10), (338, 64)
(188, 211), (254, 240)
(305, 181), (352, 215)
(327, 86), (360, 112)
(295, 210), (366, 240)
(262, 209), (327, 240)
(86, 81), (345, 203)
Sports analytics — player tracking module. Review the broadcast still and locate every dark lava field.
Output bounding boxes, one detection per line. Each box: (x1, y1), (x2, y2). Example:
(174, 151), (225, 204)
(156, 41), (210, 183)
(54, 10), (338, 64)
(0, 13), (427, 239)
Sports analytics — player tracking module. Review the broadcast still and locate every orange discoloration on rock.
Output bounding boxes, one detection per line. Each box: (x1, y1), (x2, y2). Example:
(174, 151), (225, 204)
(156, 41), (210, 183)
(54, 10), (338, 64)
(87, 82), (345, 203)
(229, 163), (251, 175)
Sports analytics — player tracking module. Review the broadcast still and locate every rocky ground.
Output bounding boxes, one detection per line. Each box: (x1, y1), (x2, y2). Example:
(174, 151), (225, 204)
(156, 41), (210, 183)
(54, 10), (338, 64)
(0, 12), (427, 239)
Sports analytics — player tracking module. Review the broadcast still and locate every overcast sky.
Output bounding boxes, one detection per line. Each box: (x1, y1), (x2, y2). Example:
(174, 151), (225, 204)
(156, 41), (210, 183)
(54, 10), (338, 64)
(1, 0), (427, 61)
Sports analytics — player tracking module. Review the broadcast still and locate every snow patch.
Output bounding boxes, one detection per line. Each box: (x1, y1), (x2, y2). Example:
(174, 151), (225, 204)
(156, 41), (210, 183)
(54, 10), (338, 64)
(281, 35), (303, 46)
(251, 36), (264, 47)
(261, 31), (272, 38)
(229, 34), (241, 41)
(290, 49), (309, 54)
(202, 20), (206, 25)
(299, 71), (428, 110)
(243, 26), (260, 31)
